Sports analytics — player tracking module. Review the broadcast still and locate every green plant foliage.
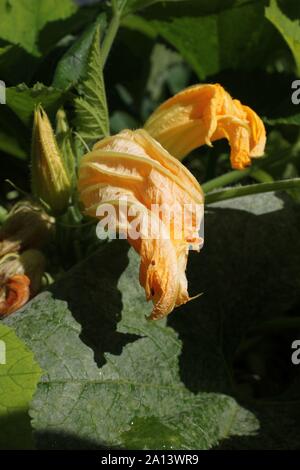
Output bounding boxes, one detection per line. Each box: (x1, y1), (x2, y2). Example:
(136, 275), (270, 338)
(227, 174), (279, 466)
(1, 0), (300, 451)
(266, 0), (300, 75)
(74, 25), (109, 147)
(53, 14), (107, 90)
(0, 323), (42, 449)
(0, 0), (77, 57)
(5, 192), (300, 449)
(6, 83), (67, 126)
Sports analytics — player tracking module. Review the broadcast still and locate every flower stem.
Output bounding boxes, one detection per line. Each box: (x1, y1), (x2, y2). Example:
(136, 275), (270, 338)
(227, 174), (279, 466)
(202, 146), (299, 193)
(101, 2), (122, 67)
(205, 178), (300, 205)
(202, 168), (251, 193)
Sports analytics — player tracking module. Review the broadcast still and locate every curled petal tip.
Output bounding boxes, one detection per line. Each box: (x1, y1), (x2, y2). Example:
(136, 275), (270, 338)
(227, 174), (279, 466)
(145, 83), (266, 171)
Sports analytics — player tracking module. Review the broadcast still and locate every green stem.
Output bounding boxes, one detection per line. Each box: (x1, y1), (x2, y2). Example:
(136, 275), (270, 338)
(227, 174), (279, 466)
(202, 145), (300, 193)
(101, 4), (122, 67)
(202, 168), (251, 193)
(205, 178), (300, 205)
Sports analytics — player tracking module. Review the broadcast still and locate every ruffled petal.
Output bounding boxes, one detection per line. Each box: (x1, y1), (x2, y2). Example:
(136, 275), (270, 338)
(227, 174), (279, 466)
(78, 129), (204, 319)
(144, 83), (266, 170)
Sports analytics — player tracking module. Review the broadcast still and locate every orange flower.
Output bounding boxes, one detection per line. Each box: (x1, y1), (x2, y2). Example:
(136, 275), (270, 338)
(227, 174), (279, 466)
(78, 129), (204, 320)
(0, 250), (45, 317)
(144, 83), (266, 170)
(0, 274), (30, 317)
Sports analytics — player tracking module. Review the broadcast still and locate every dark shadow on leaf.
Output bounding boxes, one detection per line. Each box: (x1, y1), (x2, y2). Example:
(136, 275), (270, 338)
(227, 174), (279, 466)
(0, 411), (34, 450)
(215, 397), (300, 450)
(50, 241), (139, 367)
(34, 429), (112, 450)
(38, 6), (100, 57)
(168, 194), (300, 448)
(169, 194), (300, 393)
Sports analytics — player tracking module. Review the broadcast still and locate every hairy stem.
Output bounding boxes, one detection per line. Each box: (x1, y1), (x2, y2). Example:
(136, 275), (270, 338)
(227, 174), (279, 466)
(101, 1), (123, 67)
(205, 178), (300, 204)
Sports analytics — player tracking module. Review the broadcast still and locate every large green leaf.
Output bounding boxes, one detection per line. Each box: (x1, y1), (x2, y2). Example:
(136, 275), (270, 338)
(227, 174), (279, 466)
(5, 191), (300, 449)
(124, 0), (187, 14)
(266, 0), (300, 75)
(125, 2), (268, 79)
(125, 0), (236, 16)
(0, 0), (77, 57)
(0, 323), (42, 449)
(74, 25), (109, 147)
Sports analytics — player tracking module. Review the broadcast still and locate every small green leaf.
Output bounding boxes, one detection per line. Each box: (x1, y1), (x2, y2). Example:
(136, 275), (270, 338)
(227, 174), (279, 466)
(266, 0), (300, 75)
(74, 25), (109, 148)
(6, 83), (67, 127)
(53, 15), (107, 90)
(0, 323), (42, 449)
(56, 108), (76, 185)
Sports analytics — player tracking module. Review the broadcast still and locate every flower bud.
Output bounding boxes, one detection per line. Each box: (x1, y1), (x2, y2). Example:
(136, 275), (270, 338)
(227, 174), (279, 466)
(56, 108), (76, 187)
(31, 105), (72, 215)
(144, 83), (266, 170)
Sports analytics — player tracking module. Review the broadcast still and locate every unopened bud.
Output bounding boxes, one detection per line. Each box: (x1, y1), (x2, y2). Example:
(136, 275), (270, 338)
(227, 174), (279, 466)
(31, 106), (72, 215)
(56, 108), (76, 187)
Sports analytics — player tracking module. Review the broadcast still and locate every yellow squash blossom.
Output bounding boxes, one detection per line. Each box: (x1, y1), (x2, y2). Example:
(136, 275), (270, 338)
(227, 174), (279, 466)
(78, 129), (204, 320)
(144, 83), (266, 170)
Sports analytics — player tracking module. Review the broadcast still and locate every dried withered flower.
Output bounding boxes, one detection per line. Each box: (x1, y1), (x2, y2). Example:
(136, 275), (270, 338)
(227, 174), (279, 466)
(78, 129), (204, 320)
(0, 200), (53, 257)
(144, 83), (266, 170)
(0, 274), (30, 317)
(0, 250), (45, 317)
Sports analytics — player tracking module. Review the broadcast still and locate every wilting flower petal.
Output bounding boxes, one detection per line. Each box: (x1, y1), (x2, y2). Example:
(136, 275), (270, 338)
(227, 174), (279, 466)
(0, 200), (54, 257)
(0, 249), (45, 317)
(0, 274), (30, 317)
(78, 129), (204, 320)
(144, 83), (266, 170)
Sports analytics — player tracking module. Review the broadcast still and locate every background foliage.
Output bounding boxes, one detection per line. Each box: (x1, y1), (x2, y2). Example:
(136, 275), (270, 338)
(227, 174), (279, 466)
(1, 0), (300, 449)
